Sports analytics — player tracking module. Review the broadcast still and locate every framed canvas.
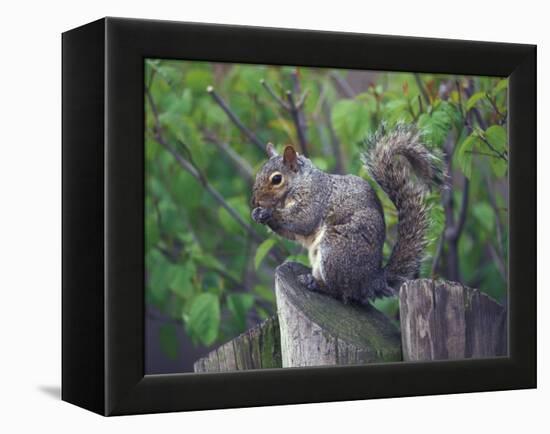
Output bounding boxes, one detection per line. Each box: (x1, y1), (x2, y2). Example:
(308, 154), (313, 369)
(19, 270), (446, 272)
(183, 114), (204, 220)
(62, 17), (536, 416)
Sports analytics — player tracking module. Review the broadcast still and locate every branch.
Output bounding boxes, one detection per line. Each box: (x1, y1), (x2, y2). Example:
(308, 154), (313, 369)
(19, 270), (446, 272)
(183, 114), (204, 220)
(446, 177), (470, 241)
(486, 92), (505, 120)
(146, 87), (284, 262)
(260, 79), (290, 110)
(291, 70), (309, 151)
(417, 94), (424, 114)
(430, 234), (445, 277)
(485, 174), (507, 278)
(414, 73), (431, 106)
(488, 244), (506, 280)
(260, 74), (310, 156)
(465, 150), (506, 158)
(329, 71), (355, 98)
(323, 99), (345, 174)
(206, 86), (266, 153)
(442, 80), (470, 243)
(295, 89), (310, 110)
(478, 135), (508, 162)
(286, 90), (309, 156)
(202, 131), (255, 183)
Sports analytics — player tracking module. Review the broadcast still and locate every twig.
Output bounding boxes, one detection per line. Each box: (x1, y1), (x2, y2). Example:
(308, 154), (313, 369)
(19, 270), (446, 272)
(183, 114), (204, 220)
(478, 135), (508, 162)
(446, 177), (470, 241)
(261, 74), (310, 156)
(260, 79), (289, 110)
(286, 90), (309, 156)
(443, 81), (470, 243)
(488, 244), (506, 280)
(463, 87), (507, 162)
(329, 71), (355, 98)
(485, 174), (507, 278)
(160, 139), (261, 244)
(430, 234), (445, 277)
(414, 73), (430, 106)
(486, 92), (504, 119)
(465, 150), (506, 158)
(471, 106), (487, 130)
(455, 80), (465, 119)
(202, 131), (255, 183)
(417, 94), (424, 114)
(206, 86), (265, 152)
(295, 89), (310, 110)
(290, 70), (309, 154)
(432, 129), (469, 279)
(146, 87), (284, 262)
(323, 99), (345, 174)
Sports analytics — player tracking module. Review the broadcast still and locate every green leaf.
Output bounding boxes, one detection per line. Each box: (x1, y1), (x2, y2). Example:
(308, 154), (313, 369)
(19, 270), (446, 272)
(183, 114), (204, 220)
(254, 238), (277, 270)
(455, 134), (478, 179)
(417, 102), (456, 146)
(331, 100), (371, 145)
(427, 202), (445, 241)
(466, 91), (486, 111)
(383, 99), (412, 125)
(312, 157), (329, 171)
(186, 293), (220, 346)
(227, 293), (255, 331)
(490, 156), (508, 178)
(170, 261), (196, 299)
(171, 170), (202, 209)
(148, 255), (174, 302)
(217, 196), (249, 235)
(472, 202), (495, 234)
(186, 69), (214, 92)
(485, 125), (507, 153)
(145, 215), (160, 252)
(493, 79), (508, 95)
(159, 324), (179, 360)
(253, 284), (275, 303)
(373, 297), (399, 320)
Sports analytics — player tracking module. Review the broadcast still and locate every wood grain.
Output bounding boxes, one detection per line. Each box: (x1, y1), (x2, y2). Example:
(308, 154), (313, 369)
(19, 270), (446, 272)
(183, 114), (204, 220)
(399, 279), (507, 361)
(275, 262), (402, 367)
(193, 316), (282, 372)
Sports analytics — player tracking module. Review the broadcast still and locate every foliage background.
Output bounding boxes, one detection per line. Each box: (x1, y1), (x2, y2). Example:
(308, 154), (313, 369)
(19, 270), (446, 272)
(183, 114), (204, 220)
(144, 60), (508, 373)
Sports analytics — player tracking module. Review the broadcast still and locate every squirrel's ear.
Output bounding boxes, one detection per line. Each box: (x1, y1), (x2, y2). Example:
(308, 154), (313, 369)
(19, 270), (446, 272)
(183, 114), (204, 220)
(266, 142), (278, 158)
(283, 145), (298, 171)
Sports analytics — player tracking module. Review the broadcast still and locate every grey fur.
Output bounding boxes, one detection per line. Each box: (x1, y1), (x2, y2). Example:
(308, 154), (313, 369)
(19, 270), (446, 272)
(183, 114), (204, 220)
(251, 125), (444, 304)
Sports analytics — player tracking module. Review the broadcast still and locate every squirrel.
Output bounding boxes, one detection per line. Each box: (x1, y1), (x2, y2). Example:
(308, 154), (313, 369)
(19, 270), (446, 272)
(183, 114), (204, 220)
(250, 124), (445, 305)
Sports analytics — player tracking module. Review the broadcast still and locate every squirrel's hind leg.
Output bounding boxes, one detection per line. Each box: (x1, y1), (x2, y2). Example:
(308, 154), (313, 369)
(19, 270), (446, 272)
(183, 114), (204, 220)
(297, 273), (343, 299)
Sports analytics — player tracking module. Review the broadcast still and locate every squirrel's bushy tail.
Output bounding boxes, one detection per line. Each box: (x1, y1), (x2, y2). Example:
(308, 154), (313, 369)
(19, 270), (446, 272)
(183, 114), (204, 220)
(362, 124), (445, 291)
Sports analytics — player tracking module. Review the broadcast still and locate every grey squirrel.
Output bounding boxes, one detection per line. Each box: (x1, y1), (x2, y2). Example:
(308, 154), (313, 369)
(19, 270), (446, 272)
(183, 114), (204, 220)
(250, 124), (445, 305)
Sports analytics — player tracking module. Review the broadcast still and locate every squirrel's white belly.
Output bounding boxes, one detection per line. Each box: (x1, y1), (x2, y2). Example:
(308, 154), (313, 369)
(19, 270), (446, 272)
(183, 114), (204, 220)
(296, 226), (326, 283)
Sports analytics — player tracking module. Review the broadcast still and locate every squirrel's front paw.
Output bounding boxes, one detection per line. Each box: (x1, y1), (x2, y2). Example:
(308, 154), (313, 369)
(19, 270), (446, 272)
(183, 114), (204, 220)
(297, 273), (323, 292)
(251, 207), (273, 224)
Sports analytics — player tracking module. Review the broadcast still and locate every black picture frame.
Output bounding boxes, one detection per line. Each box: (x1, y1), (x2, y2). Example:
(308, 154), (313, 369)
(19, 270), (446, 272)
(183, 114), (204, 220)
(62, 17), (536, 416)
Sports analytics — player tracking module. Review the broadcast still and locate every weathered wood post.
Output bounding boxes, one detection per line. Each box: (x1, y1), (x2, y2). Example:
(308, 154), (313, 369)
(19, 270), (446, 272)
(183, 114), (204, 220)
(194, 316), (281, 372)
(275, 262), (402, 367)
(194, 262), (402, 372)
(194, 265), (506, 373)
(399, 279), (507, 361)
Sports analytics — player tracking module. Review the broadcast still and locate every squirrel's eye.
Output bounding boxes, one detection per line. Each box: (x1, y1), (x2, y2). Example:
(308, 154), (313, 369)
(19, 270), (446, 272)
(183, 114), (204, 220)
(270, 173), (283, 185)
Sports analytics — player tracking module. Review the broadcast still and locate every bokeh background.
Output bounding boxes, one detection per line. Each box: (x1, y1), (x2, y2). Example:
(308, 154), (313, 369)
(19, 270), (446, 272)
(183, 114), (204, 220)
(144, 60), (508, 373)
